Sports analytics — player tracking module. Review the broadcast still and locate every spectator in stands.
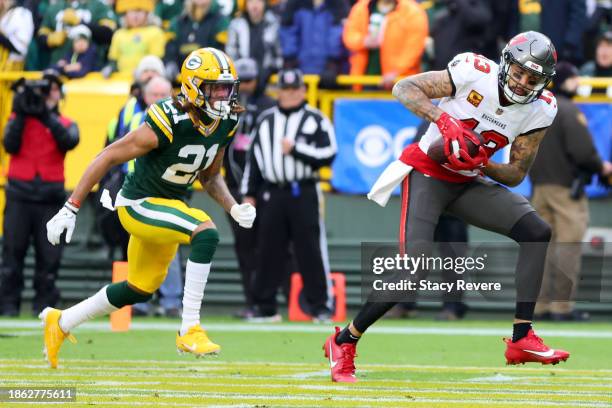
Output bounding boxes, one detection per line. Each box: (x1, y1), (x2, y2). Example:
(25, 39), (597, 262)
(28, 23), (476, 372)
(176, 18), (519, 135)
(428, 0), (517, 71)
(280, 0), (350, 88)
(54, 25), (98, 78)
(241, 68), (336, 322)
(218, 0), (241, 18)
(224, 58), (276, 319)
(164, 0), (230, 81)
(103, 0), (165, 77)
(0, 0), (34, 148)
(530, 62), (612, 322)
(124, 76), (184, 318)
(23, 0), (48, 70)
(580, 31), (612, 77)
(155, 0), (184, 30)
(226, 0), (282, 90)
(582, 0), (611, 61)
(540, 0), (587, 65)
(0, 71), (79, 317)
(343, 0), (428, 89)
(0, 0), (34, 71)
(38, 0), (117, 66)
(518, 0), (541, 32)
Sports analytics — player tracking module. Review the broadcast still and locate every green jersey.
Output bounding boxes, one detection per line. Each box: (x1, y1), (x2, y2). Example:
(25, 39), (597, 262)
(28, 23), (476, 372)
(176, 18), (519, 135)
(121, 98), (238, 201)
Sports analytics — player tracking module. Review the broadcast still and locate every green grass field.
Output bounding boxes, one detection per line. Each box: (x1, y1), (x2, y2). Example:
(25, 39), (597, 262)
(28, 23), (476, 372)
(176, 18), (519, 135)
(1, 316), (611, 407)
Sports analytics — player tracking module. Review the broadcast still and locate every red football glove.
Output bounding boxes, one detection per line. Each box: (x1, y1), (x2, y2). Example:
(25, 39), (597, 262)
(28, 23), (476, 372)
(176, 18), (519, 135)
(447, 145), (489, 171)
(435, 112), (466, 158)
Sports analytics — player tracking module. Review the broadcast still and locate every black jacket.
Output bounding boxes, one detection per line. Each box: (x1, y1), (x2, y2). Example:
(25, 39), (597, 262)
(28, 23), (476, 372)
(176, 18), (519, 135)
(3, 112), (79, 203)
(529, 95), (602, 188)
(431, 0), (517, 70)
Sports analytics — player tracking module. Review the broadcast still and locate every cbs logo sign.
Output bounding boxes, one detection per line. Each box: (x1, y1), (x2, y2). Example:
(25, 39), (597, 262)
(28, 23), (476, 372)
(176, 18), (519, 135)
(354, 125), (416, 167)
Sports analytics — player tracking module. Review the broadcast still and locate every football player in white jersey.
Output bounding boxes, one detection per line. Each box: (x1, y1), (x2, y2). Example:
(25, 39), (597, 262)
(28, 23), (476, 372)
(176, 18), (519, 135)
(323, 31), (570, 383)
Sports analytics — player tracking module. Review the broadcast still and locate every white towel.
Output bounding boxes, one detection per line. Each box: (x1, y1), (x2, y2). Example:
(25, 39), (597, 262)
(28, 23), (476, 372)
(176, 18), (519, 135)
(367, 160), (413, 207)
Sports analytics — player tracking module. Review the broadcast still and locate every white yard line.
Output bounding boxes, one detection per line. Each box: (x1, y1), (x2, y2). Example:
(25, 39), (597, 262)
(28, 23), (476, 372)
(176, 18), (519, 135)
(3, 358), (612, 374)
(2, 320), (612, 339)
(68, 390), (612, 407)
(2, 374), (611, 393)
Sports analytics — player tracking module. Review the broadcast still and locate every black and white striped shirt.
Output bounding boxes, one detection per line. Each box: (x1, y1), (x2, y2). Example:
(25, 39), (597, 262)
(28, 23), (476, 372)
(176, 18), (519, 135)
(241, 103), (337, 196)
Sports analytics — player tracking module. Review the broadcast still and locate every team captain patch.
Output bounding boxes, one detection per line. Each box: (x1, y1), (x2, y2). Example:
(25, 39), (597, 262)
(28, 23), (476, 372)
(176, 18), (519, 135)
(467, 90), (484, 107)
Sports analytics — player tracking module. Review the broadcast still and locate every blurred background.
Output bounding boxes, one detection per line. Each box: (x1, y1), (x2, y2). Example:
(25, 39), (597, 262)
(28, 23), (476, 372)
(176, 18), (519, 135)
(0, 0), (611, 321)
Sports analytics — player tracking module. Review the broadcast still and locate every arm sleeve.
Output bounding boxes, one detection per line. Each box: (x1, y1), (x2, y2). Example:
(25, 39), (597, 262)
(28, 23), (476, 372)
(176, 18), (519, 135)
(241, 130), (264, 197)
(144, 103), (174, 149)
(342, 4), (367, 52)
(326, 22), (345, 59)
(280, 0), (300, 59)
(164, 18), (179, 65)
(0, 8), (34, 56)
(3, 114), (25, 154)
(88, 5), (117, 45)
(563, 106), (603, 174)
(107, 30), (120, 62)
(37, 9), (54, 48)
(46, 116), (79, 152)
(390, 4), (428, 75)
(564, 0), (587, 49)
(213, 15), (230, 47)
(291, 114), (337, 168)
(225, 20), (239, 60)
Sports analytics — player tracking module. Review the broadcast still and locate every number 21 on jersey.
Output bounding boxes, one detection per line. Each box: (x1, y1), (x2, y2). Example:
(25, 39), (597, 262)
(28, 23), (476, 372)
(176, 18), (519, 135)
(162, 144), (219, 184)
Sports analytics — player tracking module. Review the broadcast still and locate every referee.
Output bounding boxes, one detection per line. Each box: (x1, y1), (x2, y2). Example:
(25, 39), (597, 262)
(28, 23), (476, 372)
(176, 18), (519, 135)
(241, 68), (337, 322)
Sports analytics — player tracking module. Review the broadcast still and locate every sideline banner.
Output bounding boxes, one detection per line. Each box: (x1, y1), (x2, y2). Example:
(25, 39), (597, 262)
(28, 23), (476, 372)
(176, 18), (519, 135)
(332, 99), (611, 198)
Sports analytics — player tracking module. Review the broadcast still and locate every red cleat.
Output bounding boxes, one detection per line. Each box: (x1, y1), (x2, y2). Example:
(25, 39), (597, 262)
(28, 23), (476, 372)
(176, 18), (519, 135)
(504, 329), (570, 365)
(323, 327), (357, 382)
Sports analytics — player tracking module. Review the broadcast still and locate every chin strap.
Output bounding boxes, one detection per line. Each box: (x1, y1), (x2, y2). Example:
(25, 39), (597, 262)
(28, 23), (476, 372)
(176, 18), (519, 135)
(205, 100), (231, 119)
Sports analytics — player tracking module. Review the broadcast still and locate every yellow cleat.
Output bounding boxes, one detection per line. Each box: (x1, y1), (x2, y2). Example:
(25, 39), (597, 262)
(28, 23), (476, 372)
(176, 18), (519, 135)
(176, 324), (220, 357)
(39, 307), (77, 369)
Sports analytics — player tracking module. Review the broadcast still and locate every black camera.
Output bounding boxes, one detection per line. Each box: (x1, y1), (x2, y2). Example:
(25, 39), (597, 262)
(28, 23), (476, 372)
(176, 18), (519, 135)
(11, 77), (52, 117)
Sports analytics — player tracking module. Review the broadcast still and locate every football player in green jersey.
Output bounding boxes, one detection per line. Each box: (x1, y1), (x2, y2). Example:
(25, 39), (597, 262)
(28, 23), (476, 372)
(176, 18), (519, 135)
(42, 48), (256, 369)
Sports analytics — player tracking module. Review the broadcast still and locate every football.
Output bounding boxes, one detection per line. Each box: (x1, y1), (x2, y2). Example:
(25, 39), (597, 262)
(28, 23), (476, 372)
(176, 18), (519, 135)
(427, 129), (484, 164)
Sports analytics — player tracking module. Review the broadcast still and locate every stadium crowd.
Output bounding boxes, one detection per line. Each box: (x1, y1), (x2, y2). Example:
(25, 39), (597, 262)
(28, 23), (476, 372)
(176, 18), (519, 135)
(1, 0), (611, 321)
(1, 0), (611, 85)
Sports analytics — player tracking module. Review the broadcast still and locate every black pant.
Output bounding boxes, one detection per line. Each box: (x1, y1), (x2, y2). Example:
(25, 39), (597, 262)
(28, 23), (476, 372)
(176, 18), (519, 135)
(435, 214), (468, 306)
(0, 198), (64, 315)
(398, 214), (469, 311)
(253, 182), (330, 316)
(227, 188), (259, 308)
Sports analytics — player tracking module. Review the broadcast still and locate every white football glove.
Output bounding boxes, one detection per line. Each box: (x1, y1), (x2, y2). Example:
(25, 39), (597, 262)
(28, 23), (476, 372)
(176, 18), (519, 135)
(46, 202), (78, 245)
(230, 203), (256, 229)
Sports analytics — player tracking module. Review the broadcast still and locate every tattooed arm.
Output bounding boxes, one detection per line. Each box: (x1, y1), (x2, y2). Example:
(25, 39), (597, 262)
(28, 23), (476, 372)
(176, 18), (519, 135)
(391, 70), (454, 122)
(197, 146), (238, 213)
(483, 129), (548, 187)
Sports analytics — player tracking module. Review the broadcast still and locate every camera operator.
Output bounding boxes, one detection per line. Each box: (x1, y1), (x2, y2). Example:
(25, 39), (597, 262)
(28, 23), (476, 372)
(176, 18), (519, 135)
(0, 71), (79, 317)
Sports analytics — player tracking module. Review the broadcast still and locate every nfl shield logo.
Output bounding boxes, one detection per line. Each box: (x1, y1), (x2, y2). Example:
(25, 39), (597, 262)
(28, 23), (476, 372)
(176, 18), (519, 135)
(496, 108), (504, 115)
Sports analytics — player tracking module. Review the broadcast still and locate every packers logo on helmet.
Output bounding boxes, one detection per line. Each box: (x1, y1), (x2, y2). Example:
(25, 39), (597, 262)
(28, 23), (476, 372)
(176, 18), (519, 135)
(180, 48), (239, 121)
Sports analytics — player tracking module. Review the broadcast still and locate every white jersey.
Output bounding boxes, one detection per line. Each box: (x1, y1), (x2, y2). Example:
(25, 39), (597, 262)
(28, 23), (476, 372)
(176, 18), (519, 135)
(414, 52), (558, 179)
